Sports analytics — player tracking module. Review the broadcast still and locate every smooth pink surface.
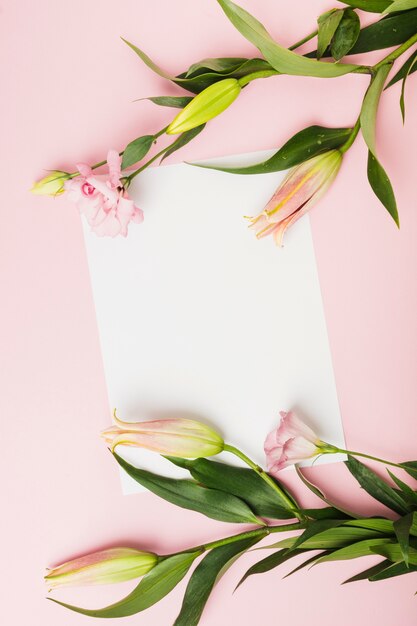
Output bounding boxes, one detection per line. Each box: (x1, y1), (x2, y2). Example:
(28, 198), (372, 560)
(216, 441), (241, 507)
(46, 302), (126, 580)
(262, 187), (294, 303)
(2, 1), (417, 624)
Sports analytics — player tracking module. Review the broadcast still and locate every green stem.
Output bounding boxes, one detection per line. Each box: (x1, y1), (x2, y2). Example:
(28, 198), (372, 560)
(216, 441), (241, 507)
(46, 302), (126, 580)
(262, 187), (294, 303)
(202, 521), (303, 551)
(373, 31), (417, 71)
(223, 444), (303, 520)
(289, 29), (318, 51)
(337, 448), (406, 470)
(339, 116), (361, 154)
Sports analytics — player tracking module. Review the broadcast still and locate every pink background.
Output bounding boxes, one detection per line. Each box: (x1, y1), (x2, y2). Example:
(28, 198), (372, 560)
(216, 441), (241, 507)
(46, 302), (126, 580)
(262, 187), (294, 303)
(2, 1), (417, 624)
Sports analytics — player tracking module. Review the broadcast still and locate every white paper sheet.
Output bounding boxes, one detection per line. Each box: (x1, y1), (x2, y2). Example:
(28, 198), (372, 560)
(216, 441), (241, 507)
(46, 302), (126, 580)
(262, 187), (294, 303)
(83, 150), (346, 494)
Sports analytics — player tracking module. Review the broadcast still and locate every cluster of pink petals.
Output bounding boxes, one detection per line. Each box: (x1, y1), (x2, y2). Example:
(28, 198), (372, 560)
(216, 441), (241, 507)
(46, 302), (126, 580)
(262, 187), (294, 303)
(264, 411), (322, 475)
(65, 150), (143, 237)
(249, 150), (342, 246)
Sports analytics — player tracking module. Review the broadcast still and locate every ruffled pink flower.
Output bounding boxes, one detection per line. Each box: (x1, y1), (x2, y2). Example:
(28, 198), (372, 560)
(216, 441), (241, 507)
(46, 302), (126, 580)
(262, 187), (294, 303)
(65, 149), (143, 237)
(249, 150), (342, 246)
(264, 411), (324, 474)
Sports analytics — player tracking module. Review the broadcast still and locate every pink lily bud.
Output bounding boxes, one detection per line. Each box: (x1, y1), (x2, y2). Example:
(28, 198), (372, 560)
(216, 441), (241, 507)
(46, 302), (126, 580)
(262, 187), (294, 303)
(249, 150), (342, 246)
(101, 412), (224, 458)
(264, 411), (336, 474)
(45, 548), (158, 591)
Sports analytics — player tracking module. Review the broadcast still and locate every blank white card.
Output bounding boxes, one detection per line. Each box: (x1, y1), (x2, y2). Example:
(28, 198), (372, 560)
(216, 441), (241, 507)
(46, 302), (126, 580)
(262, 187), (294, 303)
(83, 151), (346, 493)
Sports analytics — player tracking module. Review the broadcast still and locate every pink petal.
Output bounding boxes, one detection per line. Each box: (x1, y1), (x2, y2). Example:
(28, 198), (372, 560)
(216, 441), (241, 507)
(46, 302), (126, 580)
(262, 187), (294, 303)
(76, 163), (92, 177)
(276, 411), (319, 446)
(106, 149), (122, 188)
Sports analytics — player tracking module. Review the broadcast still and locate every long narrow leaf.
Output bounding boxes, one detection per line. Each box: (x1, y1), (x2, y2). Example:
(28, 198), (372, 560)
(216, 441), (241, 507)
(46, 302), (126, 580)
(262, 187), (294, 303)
(387, 470), (417, 507)
(114, 453), (262, 525)
(369, 560), (417, 580)
(340, 0), (391, 11)
(235, 548), (304, 589)
(383, 0), (417, 14)
(191, 125), (351, 175)
(346, 456), (408, 514)
(173, 536), (261, 626)
(161, 125), (205, 162)
(216, 0), (362, 77)
(393, 512), (414, 565)
(315, 538), (393, 563)
(167, 457), (297, 518)
(386, 50), (417, 89)
(360, 65), (399, 225)
(342, 560), (392, 583)
(296, 466), (360, 518)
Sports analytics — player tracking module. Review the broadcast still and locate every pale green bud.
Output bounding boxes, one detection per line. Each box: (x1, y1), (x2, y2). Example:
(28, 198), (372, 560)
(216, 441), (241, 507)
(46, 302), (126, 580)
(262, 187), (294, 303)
(31, 171), (70, 196)
(167, 78), (241, 135)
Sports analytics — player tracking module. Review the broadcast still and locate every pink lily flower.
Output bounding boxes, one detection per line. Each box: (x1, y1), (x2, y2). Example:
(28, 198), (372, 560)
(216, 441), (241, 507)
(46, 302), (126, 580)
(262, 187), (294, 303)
(264, 411), (336, 474)
(249, 150), (342, 246)
(65, 150), (143, 237)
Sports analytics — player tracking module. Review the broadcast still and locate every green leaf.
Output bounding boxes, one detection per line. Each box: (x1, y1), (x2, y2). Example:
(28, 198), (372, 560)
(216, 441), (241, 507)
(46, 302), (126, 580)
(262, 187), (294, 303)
(122, 135), (154, 169)
(346, 456), (409, 514)
(167, 457), (297, 519)
(161, 125), (206, 162)
(331, 9), (361, 61)
(360, 65), (399, 225)
(292, 520), (346, 550)
(351, 9), (417, 53)
(394, 512), (415, 565)
(367, 152), (399, 226)
(263, 525), (386, 551)
(184, 57), (265, 77)
(283, 551), (332, 578)
(49, 551), (199, 617)
(361, 64), (390, 155)
(399, 54), (417, 122)
(317, 10), (344, 59)
(296, 467), (360, 518)
(192, 125), (351, 175)
(385, 50), (417, 89)
(216, 0), (362, 77)
(139, 96), (193, 109)
(402, 461), (417, 481)
(369, 560), (417, 580)
(122, 38), (176, 80)
(371, 541), (417, 564)
(315, 538), (393, 563)
(387, 470), (417, 508)
(124, 39), (272, 93)
(383, 0), (417, 14)
(303, 507), (351, 520)
(344, 518), (394, 533)
(173, 536), (261, 626)
(236, 548), (304, 589)
(114, 452), (262, 525)
(308, 9), (417, 56)
(342, 560), (392, 583)
(175, 58), (272, 93)
(340, 1), (392, 11)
